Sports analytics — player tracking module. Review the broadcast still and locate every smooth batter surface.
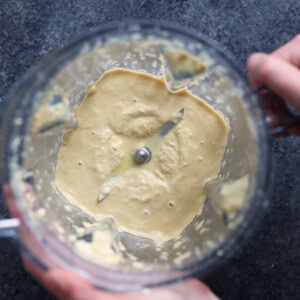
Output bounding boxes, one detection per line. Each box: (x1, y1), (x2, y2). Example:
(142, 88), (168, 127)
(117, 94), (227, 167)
(56, 69), (228, 244)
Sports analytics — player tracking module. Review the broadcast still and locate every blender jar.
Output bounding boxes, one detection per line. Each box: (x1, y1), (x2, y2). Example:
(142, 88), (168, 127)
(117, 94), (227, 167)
(0, 21), (272, 291)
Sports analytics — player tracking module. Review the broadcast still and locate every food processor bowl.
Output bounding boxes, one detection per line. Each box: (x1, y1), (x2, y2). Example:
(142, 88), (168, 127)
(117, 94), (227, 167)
(0, 21), (272, 291)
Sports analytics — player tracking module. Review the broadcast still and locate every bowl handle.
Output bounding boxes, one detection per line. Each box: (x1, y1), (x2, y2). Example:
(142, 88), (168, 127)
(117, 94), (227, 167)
(252, 85), (300, 136)
(0, 218), (20, 238)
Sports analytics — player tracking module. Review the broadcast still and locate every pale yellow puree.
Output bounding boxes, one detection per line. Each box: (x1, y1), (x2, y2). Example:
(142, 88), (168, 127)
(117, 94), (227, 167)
(55, 69), (228, 244)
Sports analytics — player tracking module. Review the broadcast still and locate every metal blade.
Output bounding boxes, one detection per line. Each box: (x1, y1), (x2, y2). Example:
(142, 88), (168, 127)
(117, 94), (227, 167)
(97, 108), (185, 204)
(98, 176), (117, 202)
(159, 108), (184, 137)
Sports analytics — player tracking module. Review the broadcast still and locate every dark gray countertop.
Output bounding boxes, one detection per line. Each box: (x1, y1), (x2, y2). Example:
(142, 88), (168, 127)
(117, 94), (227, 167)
(0, 1), (300, 299)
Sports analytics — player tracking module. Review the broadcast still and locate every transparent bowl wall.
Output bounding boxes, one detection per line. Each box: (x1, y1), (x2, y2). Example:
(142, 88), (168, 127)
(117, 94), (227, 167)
(1, 22), (271, 291)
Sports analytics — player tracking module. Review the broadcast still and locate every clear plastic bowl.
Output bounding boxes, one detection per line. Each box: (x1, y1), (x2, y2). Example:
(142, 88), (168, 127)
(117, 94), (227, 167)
(0, 21), (272, 291)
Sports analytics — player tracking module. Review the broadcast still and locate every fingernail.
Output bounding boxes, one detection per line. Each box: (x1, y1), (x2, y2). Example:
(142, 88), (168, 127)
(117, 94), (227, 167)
(248, 53), (268, 83)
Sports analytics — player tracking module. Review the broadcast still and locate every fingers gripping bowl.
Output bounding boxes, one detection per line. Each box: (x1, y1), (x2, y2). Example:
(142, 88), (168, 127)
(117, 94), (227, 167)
(1, 22), (271, 291)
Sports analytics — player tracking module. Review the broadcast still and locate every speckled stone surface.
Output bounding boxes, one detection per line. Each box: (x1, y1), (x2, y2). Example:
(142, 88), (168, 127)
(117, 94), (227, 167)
(0, 0), (300, 299)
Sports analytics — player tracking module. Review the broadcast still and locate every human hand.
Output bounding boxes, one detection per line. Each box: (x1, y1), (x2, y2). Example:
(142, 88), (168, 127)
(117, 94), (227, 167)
(23, 256), (219, 300)
(3, 184), (219, 300)
(247, 34), (300, 136)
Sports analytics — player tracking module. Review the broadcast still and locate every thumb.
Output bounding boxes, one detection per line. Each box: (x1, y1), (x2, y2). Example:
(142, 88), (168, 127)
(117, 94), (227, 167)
(122, 279), (219, 300)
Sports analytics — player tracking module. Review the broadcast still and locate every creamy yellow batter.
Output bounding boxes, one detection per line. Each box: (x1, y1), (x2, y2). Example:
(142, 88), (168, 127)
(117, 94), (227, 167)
(55, 69), (228, 244)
